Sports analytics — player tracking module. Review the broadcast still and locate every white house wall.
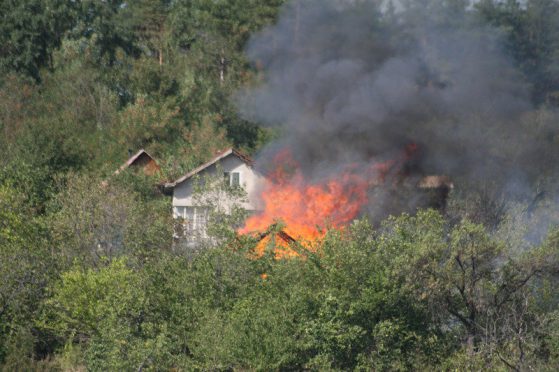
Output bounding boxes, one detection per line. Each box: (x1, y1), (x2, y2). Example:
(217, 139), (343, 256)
(172, 155), (266, 212)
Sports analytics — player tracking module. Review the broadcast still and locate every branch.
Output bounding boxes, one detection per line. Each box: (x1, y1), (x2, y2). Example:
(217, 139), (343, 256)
(496, 350), (520, 372)
(495, 269), (540, 310)
(445, 295), (471, 328)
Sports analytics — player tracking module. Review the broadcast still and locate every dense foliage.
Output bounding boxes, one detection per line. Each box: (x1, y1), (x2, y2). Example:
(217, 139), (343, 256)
(1, 0), (559, 370)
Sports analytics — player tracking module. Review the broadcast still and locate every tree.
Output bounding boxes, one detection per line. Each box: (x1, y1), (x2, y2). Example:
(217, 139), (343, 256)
(0, 185), (55, 364)
(42, 259), (154, 370)
(70, 0), (139, 67)
(0, 0), (77, 80)
(110, 95), (182, 154)
(48, 172), (171, 266)
(124, 0), (172, 65)
(169, 0), (286, 80)
(476, 0), (559, 105)
(167, 0), (286, 148)
(381, 210), (559, 369)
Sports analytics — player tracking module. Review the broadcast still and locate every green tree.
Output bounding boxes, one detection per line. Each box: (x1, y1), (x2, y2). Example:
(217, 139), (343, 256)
(124, 0), (172, 65)
(48, 172), (171, 266)
(168, 0), (285, 149)
(382, 210), (559, 369)
(42, 259), (157, 370)
(0, 186), (55, 365)
(0, 0), (77, 80)
(476, 0), (559, 105)
(70, 0), (139, 67)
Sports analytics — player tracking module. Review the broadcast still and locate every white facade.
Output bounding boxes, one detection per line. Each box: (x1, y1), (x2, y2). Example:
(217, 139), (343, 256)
(172, 154), (265, 211)
(169, 151), (266, 246)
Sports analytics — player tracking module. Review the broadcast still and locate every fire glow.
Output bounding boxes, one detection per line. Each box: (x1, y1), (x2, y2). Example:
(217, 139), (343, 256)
(240, 145), (417, 256)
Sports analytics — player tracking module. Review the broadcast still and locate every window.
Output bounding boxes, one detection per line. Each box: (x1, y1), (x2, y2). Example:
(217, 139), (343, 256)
(174, 206), (186, 219)
(174, 207), (209, 238)
(184, 207), (195, 231)
(194, 207), (209, 237)
(224, 172), (240, 187)
(231, 172), (240, 187)
(179, 207), (208, 238)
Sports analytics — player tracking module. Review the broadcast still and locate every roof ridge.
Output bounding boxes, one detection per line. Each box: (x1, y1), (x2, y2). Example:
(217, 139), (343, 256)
(114, 148), (158, 175)
(166, 147), (254, 188)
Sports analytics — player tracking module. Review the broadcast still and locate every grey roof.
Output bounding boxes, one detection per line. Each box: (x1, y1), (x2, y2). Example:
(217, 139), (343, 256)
(165, 148), (253, 190)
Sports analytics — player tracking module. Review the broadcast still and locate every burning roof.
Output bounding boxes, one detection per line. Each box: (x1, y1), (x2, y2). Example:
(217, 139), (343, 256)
(248, 223), (301, 258)
(235, 144), (457, 258)
(417, 175), (454, 189)
(237, 146), (420, 243)
(256, 225), (297, 245)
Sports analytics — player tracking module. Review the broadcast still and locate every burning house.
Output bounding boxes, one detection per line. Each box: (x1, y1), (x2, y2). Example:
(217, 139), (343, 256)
(168, 0), (554, 254)
(229, 0), (553, 251)
(166, 146), (452, 251)
(238, 146), (453, 255)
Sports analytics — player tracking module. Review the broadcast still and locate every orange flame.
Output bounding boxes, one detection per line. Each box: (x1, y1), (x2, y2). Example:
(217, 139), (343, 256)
(240, 145), (417, 256)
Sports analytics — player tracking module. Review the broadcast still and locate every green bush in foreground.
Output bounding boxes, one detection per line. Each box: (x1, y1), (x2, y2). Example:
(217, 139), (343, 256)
(24, 210), (557, 370)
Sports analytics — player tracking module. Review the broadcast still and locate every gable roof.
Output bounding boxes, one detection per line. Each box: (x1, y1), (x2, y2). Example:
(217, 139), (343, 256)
(417, 175), (454, 189)
(166, 148), (254, 189)
(113, 149), (159, 176)
(257, 228), (297, 245)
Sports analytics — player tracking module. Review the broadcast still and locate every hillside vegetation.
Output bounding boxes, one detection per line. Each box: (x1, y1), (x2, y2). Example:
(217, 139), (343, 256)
(1, 0), (559, 370)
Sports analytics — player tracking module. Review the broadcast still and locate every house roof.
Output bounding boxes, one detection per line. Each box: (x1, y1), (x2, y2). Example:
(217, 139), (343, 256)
(257, 228), (297, 245)
(417, 175), (454, 189)
(166, 148), (253, 189)
(113, 149), (159, 176)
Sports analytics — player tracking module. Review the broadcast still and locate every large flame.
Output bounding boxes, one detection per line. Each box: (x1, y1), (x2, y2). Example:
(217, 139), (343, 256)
(240, 145), (417, 256)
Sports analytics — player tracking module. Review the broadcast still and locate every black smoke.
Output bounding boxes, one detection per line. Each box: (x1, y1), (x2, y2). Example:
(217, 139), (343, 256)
(237, 0), (559, 222)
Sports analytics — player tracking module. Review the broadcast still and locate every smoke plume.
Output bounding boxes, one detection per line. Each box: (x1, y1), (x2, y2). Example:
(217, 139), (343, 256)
(238, 0), (559, 222)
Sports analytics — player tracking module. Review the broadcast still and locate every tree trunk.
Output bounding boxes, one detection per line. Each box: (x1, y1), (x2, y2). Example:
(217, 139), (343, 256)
(219, 53), (225, 84)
